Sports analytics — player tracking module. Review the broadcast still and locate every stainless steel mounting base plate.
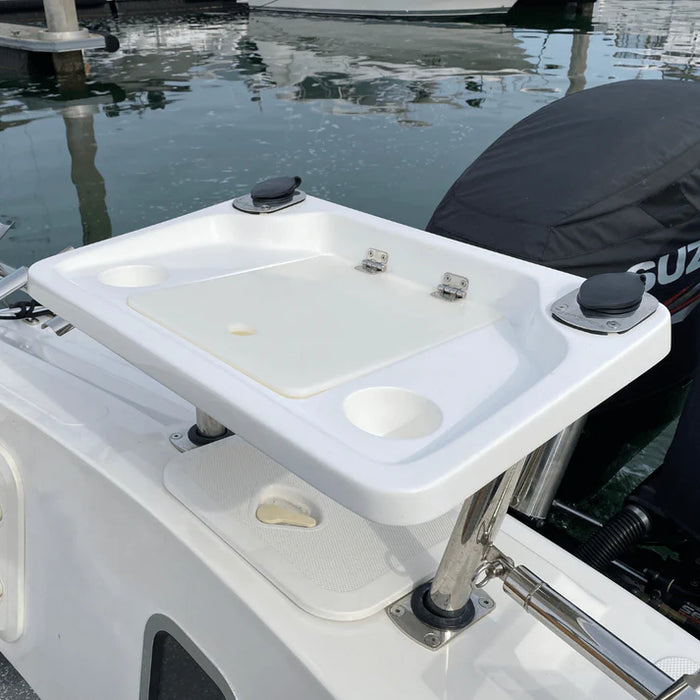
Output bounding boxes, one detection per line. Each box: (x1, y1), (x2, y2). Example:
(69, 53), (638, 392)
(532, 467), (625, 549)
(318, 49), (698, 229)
(169, 429), (197, 452)
(551, 289), (658, 334)
(387, 588), (495, 651)
(232, 190), (306, 214)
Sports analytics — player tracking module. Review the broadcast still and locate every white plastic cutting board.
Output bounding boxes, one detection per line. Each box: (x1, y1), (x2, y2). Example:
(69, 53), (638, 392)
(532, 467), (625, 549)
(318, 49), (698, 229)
(128, 256), (500, 398)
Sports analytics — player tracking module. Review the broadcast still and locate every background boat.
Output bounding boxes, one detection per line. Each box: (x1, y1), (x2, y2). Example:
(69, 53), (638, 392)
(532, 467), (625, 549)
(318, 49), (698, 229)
(244, 0), (517, 19)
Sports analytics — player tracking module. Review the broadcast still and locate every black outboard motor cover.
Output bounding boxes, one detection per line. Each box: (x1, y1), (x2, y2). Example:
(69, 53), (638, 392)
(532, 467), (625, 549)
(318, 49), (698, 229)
(428, 80), (700, 302)
(428, 80), (700, 494)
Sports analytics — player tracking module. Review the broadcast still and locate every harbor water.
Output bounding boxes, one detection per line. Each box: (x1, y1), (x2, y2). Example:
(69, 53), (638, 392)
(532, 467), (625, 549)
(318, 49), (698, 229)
(2, 0), (700, 264)
(0, 0), (699, 695)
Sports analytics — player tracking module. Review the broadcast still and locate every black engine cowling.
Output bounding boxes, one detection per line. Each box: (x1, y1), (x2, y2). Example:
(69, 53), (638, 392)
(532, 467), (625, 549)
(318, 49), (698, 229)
(428, 79), (700, 497)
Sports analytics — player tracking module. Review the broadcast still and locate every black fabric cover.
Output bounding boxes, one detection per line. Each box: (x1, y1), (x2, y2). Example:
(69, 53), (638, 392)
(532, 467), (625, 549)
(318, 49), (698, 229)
(427, 80), (700, 497)
(427, 80), (700, 283)
(428, 79), (700, 394)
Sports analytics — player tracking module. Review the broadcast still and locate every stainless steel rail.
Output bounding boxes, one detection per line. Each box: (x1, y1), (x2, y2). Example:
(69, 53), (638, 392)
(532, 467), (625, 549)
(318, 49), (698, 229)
(499, 563), (700, 700)
(0, 267), (28, 302)
(551, 499), (605, 527)
(655, 671), (700, 700)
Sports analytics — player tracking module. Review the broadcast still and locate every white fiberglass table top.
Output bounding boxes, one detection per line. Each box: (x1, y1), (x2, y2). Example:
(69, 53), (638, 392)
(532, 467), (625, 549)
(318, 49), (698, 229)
(26, 196), (670, 525)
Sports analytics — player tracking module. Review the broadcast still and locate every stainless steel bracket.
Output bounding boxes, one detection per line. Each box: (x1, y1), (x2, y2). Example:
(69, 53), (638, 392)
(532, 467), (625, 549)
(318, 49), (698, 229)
(169, 430), (197, 452)
(41, 316), (73, 336)
(552, 289), (658, 334)
(387, 588), (495, 651)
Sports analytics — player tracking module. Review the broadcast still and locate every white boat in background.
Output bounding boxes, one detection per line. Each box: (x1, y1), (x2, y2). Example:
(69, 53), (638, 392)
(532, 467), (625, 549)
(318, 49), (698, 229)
(244, 0), (517, 18)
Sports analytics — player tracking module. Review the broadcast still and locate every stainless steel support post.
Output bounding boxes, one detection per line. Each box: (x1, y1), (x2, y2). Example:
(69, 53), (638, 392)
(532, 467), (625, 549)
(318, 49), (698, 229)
(169, 408), (231, 452)
(388, 461), (524, 649)
(511, 418), (586, 522)
(428, 461), (524, 614)
(195, 409), (227, 439)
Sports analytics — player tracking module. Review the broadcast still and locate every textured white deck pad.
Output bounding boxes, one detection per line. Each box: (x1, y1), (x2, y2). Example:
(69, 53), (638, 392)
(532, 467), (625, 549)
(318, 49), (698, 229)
(164, 436), (458, 620)
(129, 255), (499, 398)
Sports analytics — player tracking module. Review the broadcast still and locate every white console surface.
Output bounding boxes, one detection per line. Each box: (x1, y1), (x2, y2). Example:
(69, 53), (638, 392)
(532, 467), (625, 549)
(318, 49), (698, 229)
(27, 196), (670, 525)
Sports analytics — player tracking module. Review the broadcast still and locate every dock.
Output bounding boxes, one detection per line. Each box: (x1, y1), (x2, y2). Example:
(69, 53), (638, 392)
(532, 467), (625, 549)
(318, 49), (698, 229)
(0, 0), (119, 80)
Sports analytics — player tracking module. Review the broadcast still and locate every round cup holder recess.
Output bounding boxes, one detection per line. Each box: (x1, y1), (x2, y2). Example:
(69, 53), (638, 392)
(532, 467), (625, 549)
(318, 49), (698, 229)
(343, 387), (442, 440)
(98, 264), (169, 288)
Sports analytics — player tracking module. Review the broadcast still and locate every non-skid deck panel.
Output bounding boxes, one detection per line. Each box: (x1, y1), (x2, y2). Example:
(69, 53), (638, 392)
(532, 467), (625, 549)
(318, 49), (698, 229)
(164, 436), (457, 620)
(128, 255), (500, 398)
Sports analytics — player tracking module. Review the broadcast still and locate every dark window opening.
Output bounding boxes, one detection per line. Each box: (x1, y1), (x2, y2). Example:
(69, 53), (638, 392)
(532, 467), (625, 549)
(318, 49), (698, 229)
(149, 632), (225, 700)
(142, 615), (234, 700)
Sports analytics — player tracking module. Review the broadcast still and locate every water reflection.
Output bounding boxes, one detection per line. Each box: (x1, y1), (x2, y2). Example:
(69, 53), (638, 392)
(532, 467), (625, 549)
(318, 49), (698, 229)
(567, 32), (589, 94)
(62, 104), (112, 245)
(239, 15), (533, 114)
(593, 0), (700, 80)
(0, 13), (546, 252)
(1, 1), (700, 261)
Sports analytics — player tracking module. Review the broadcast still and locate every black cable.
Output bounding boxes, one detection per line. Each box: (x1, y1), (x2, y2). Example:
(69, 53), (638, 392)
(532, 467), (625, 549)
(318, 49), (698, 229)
(0, 300), (50, 321)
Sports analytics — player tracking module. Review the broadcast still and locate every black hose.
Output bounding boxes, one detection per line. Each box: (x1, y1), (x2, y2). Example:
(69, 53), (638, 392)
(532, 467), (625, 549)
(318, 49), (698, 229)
(577, 505), (651, 572)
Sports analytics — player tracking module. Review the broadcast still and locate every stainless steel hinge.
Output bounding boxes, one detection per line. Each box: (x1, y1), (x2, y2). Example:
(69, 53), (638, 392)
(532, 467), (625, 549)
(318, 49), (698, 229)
(356, 248), (389, 274)
(432, 273), (469, 301)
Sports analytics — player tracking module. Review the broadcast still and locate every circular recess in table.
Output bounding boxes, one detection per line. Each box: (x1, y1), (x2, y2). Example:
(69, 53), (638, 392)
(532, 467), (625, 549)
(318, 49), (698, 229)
(98, 264), (169, 288)
(344, 387), (442, 440)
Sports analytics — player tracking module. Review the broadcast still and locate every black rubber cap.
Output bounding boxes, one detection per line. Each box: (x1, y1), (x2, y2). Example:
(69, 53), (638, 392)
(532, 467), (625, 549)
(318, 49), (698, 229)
(251, 176), (302, 204)
(577, 272), (645, 315)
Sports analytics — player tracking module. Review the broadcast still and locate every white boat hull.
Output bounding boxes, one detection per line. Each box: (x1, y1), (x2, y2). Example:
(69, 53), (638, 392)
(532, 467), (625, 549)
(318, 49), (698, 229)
(0, 194), (691, 698)
(244, 0), (516, 18)
(0, 322), (695, 699)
